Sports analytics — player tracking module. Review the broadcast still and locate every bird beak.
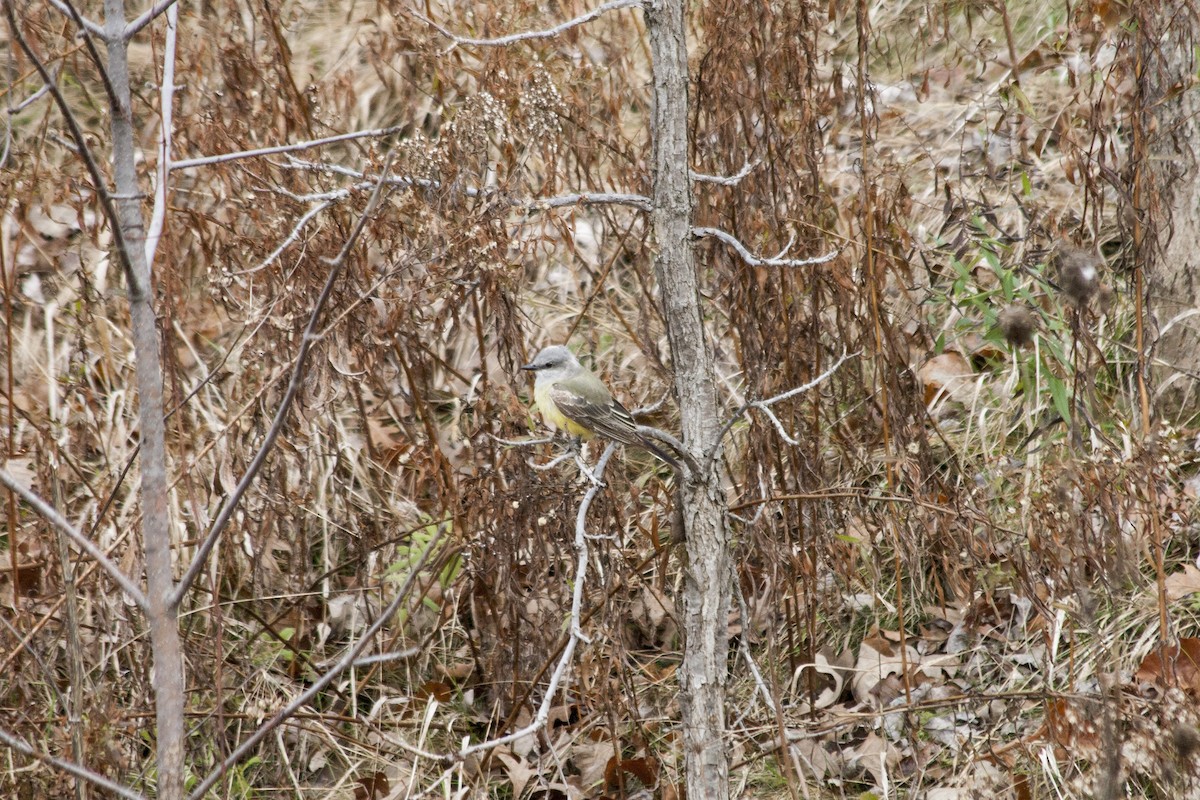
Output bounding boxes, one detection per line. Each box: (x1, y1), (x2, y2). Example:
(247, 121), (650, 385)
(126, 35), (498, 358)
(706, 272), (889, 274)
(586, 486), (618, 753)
(520, 361), (537, 371)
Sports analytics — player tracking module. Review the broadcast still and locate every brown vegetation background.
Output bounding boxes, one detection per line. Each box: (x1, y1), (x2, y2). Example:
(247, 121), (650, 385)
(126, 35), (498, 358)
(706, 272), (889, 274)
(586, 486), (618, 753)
(4, 0), (1200, 796)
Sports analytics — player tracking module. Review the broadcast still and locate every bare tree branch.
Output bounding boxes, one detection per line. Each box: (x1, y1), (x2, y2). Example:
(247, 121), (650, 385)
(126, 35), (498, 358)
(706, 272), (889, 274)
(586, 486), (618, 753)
(124, 0), (179, 39)
(693, 226), (839, 267)
(45, 0), (105, 37)
(635, 424), (696, 474)
(454, 444), (613, 762)
(691, 159), (759, 186)
(232, 200), (334, 276)
(0, 727), (147, 800)
(535, 192), (653, 211)
(173, 151), (397, 604)
(343, 647), (422, 668)
(711, 349), (857, 463)
(9, 77), (55, 114)
(170, 125), (406, 170)
(0, 468), (148, 609)
(279, 158), (653, 210)
(414, 0), (645, 48)
(143, 0), (178, 267)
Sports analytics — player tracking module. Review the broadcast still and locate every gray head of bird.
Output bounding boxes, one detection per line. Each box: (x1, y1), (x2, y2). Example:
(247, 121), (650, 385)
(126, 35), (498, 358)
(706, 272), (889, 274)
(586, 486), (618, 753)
(520, 345), (581, 378)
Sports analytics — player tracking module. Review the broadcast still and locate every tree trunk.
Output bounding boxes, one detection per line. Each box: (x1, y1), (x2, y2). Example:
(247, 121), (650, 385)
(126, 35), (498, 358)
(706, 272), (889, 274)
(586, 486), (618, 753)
(645, 1), (731, 798)
(1148, 2), (1200, 412)
(103, 1), (187, 796)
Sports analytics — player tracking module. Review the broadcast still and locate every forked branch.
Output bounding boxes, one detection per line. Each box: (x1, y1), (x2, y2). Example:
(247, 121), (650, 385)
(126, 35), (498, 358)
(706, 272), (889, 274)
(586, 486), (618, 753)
(414, 0), (644, 48)
(693, 226), (840, 268)
(710, 350), (858, 468)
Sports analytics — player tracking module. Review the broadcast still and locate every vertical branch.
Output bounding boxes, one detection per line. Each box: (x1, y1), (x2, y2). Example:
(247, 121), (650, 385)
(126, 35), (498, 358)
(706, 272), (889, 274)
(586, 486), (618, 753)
(102, 0), (186, 795)
(645, 1), (731, 798)
(1132, 4), (1168, 645)
(3, 173), (16, 618)
(45, 301), (88, 800)
(144, 0), (178, 267)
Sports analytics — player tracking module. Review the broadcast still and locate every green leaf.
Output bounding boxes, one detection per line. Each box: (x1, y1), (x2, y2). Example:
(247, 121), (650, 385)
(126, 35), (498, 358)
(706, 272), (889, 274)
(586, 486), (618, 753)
(1047, 374), (1071, 423)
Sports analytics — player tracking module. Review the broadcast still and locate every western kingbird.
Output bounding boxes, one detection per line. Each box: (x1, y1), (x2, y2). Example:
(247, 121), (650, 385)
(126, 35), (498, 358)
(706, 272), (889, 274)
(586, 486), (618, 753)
(521, 345), (679, 469)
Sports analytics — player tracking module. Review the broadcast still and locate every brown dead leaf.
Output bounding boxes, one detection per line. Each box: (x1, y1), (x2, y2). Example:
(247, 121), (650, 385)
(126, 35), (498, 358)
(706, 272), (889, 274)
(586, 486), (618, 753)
(788, 649), (849, 712)
(604, 755), (657, 793)
(848, 731), (899, 788)
(574, 738), (618, 791)
(353, 771), (389, 800)
(1164, 565), (1200, 602)
(418, 681), (452, 703)
(495, 750), (537, 800)
(1045, 697), (1102, 758)
(1135, 639), (1200, 696)
(852, 636), (921, 704)
(919, 351), (976, 407)
(791, 739), (842, 781)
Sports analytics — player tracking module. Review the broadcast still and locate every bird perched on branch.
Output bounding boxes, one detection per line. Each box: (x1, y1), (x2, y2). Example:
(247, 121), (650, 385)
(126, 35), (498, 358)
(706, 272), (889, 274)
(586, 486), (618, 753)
(521, 345), (679, 470)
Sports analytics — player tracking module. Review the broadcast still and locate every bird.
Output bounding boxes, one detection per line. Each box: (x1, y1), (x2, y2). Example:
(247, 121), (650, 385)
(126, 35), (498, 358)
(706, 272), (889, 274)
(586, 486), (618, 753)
(521, 345), (679, 470)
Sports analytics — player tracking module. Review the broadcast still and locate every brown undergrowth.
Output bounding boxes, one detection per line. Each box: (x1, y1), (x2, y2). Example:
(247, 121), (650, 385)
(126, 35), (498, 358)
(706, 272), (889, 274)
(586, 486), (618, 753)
(3, 0), (1200, 797)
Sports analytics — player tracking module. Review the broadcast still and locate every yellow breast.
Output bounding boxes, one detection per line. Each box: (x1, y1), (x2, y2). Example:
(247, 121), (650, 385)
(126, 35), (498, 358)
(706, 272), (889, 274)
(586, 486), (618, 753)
(534, 382), (592, 438)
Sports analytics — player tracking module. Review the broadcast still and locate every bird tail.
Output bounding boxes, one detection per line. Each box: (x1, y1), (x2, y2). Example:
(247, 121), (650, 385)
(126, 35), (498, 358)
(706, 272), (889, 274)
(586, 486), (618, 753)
(638, 435), (680, 471)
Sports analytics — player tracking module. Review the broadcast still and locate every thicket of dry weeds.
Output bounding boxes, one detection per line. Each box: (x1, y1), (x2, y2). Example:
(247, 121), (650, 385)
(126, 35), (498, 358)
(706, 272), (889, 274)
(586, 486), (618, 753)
(4, 0), (1200, 797)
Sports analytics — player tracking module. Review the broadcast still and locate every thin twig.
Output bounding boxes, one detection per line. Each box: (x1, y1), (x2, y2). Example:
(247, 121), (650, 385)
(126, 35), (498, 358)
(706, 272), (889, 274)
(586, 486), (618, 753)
(342, 647), (422, 668)
(693, 226), (839, 268)
(125, 0), (179, 39)
(691, 159), (759, 186)
(489, 433), (556, 447)
(10, 78), (54, 113)
(636, 424), (696, 474)
(0, 727), (147, 800)
(414, 0), (644, 48)
(453, 444), (614, 762)
(59, 0), (122, 110)
(170, 125), (406, 170)
(531, 451), (576, 471)
(709, 350), (857, 467)
(534, 192), (653, 211)
(231, 200), (334, 276)
(0, 468), (148, 609)
(186, 524), (448, 800)
(280, 158), (653, 211)
(733, 581), (779, 713)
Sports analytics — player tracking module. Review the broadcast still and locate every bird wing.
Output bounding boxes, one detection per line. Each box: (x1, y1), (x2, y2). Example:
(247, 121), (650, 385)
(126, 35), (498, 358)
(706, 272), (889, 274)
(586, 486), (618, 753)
(547, 384), (641, 446)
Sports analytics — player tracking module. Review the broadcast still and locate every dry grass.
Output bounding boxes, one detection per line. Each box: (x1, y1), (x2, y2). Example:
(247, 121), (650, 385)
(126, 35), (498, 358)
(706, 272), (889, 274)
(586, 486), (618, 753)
(2, 0), (1200, 797)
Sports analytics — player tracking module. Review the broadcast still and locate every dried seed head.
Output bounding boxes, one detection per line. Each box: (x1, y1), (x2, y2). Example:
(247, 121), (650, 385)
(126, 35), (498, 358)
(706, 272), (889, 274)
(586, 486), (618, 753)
(1173, 724), (1200, 760)
(997, 303), (1036, 347)
(1055, 244), (1103, 306)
